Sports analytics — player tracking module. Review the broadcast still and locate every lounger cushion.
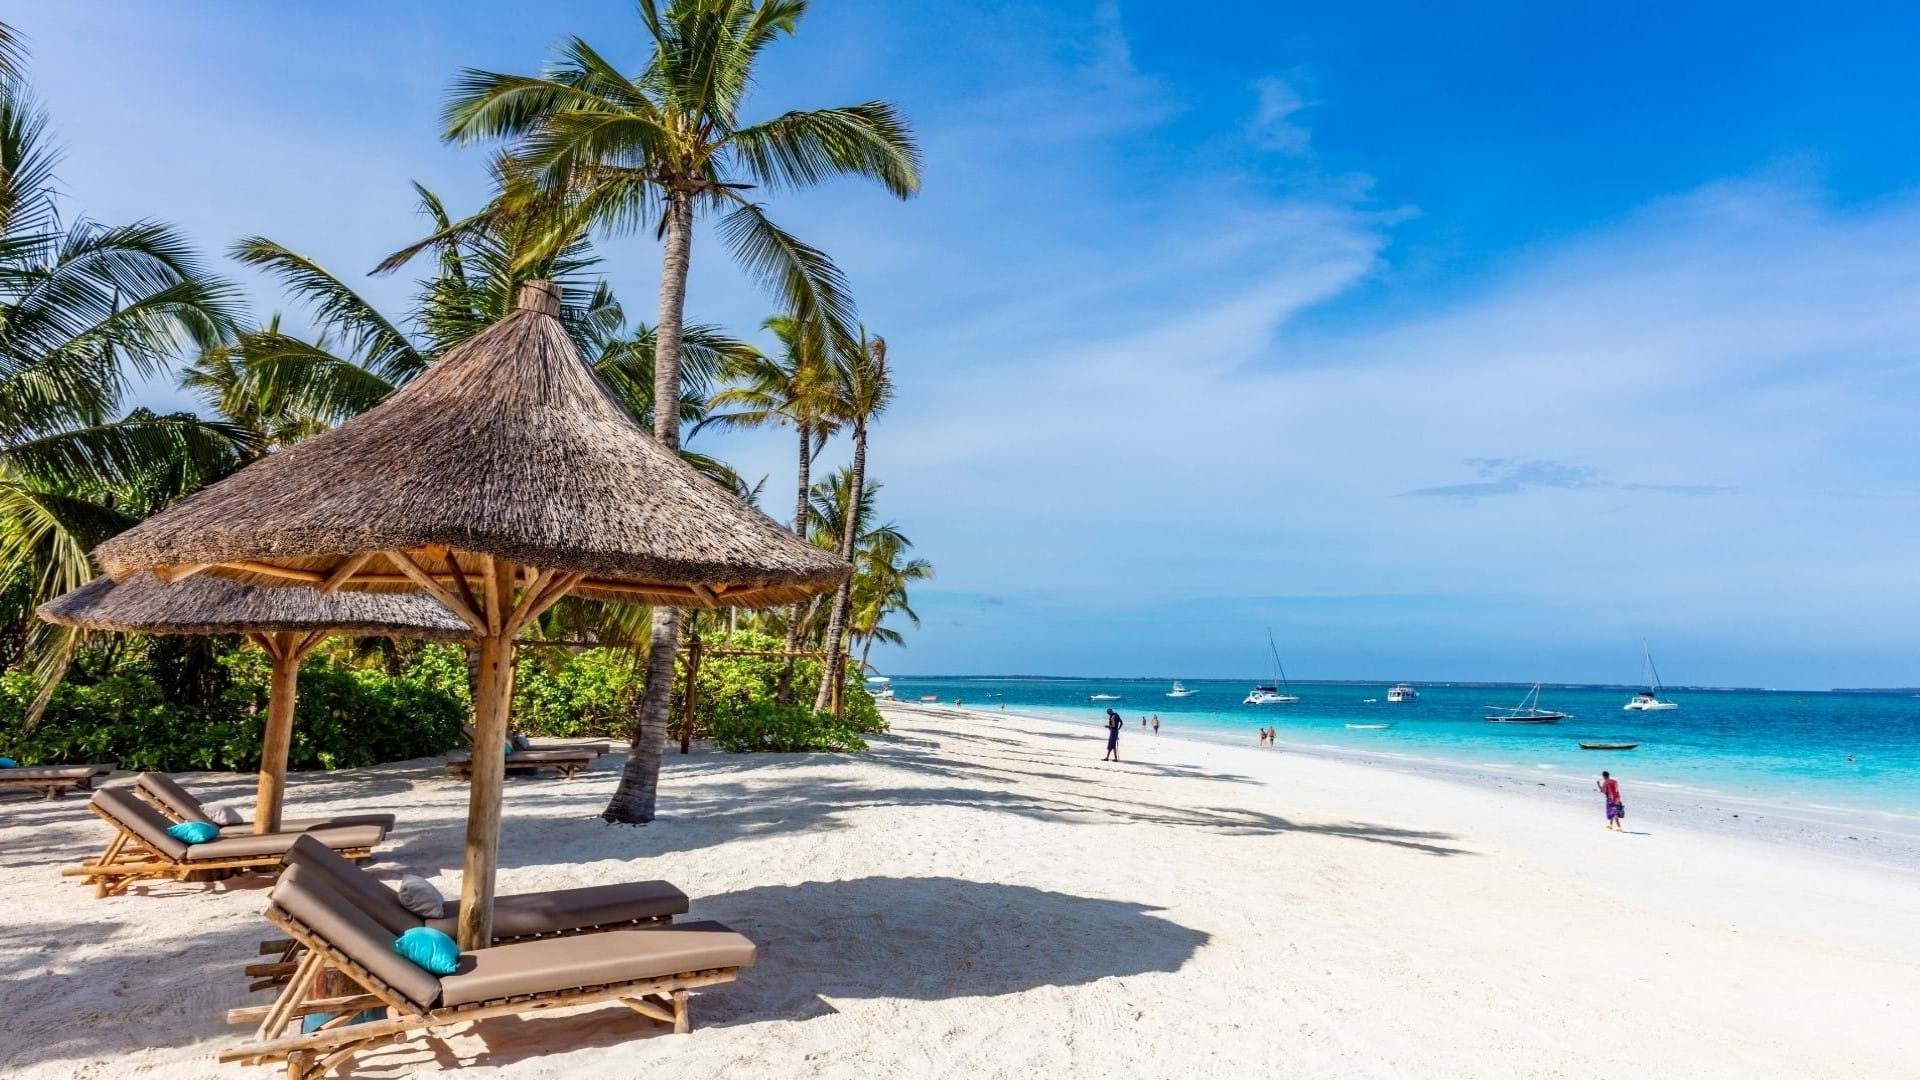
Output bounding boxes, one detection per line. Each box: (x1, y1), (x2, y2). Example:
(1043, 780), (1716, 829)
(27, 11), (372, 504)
(181, 823), (382, 862)
(166, 820), (220, 843)
(2, 765), (99, 782)
(94, 787), (189, 860)
(396, 876), (446, 918)
(428, 880), (691, 939)
(272, 865), (441, 1012)
(201, 801), (244, 825)
(282, 833), (422, 937)
(216, 813), (397, 837)
(394, 926), (461, 975)
(437, 921), (756, 1008)
(0, 757), (16, 767)
(136, 772), (211, 822)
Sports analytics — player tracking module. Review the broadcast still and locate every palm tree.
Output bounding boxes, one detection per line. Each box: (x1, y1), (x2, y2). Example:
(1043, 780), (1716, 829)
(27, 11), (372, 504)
(813, 332), (890, 712)
(851, 531), (932, 676)
(439, 0), (920, 824)
(704, 313), (839, 701)
(0, 30), (244, 703)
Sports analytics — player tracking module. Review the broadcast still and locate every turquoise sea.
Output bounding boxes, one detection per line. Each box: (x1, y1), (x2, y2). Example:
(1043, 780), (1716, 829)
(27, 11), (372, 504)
(884, 676), (1920, 823)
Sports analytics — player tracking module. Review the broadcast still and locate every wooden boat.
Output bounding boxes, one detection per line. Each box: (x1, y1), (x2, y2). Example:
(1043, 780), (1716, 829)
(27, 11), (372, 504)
(1485, 683), (1567, 723)
(1579, 742), (1640, 751)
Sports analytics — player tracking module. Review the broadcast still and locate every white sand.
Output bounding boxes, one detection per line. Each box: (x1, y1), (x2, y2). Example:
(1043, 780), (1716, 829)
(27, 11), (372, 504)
(2, 702), (1915, 1078)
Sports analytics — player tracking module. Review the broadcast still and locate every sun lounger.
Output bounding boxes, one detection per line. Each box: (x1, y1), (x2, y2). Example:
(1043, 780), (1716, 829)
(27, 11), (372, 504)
(248, 834), (691, 990)
(445, 747), (595, 780)
(135, 772), (395, 836)
(61, 788), (383, 898)
(0, 762), (114, 800)
(222, 863), (754, 1077)
(463, 723), (611, 758)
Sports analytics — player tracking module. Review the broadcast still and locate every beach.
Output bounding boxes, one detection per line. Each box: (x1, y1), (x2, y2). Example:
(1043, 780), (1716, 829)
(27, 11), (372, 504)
(3, 701), (1916, 1078)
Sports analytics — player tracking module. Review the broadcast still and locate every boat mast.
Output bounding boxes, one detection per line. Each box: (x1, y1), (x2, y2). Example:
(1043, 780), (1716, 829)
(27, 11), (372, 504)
(1266, 627), (1291, 693)
(1644, 640), (1663, 695)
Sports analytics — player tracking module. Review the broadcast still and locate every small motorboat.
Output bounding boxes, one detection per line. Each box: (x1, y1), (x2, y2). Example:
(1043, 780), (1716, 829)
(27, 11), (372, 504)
(918, 694), (940, 703)
(1485, 683), (1568, 724)
(1166, 681), (1196, 698)
(1579, 742), (1640, 751)
(1387, 683), (1418, 703)
(1346, 723), (1393, 730)
(1089, 693), (1122, 702)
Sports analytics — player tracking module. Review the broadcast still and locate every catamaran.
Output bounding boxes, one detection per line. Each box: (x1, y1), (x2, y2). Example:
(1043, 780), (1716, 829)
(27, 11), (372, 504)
(1485, 683), (1568, 723)
(1624, 642), (1679, 711)
(1244, 629), (1300, 705)
(1166, 681), (1196, 698)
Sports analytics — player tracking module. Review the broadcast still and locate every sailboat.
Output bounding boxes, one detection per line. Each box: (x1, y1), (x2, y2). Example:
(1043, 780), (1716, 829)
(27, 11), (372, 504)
(1244, 629), (1300, 705)
(1485, 683), (1567, 723)
(1166, 681), (1196, 698)
(1624, 642), (1679, 711)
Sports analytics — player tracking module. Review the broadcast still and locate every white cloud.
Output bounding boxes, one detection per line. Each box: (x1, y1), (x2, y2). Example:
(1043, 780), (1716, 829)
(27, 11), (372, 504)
(1249, 76), (1313, 154)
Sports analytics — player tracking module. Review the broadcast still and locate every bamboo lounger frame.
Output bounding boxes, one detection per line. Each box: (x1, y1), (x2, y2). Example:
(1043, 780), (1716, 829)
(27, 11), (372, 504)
(60, 804), (374, 898)
(223, 906), (740, 1079)
(0, 773), (98, 800)
(445, 755), (591, 781)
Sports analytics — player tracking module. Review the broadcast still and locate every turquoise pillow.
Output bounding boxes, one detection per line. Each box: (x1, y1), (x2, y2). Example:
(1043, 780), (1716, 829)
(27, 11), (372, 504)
(394, 926), (459, 976)
(0, 756), (17, 768)
(504, 741), (514, 756)
(166, 821), (220, 844)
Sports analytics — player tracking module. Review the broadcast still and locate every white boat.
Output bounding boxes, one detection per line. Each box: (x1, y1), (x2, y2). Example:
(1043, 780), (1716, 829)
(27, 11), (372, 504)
(1166, 681), (1196, 698)
(1624, 642), (1679, 711)
(1089, 693), (1122, 702)
(1346, 722), (1393, 730)
(1244, 629), (1300, 705)
(1486, 683), (1567, 723)
(1387, 683), (1418, 703)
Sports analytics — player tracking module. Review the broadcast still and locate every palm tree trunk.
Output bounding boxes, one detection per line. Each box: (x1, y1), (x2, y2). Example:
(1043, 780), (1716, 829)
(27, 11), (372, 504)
(605, 189), (694, 825)
(774, 421), (811, 704)
(813, 423), (865, 712)
(859, 629), (876, 674)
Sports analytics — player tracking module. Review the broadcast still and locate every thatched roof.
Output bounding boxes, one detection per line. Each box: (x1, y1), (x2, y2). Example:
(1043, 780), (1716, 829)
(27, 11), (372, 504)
(38, 573), (474, 639)
(93, 282), (846, 609)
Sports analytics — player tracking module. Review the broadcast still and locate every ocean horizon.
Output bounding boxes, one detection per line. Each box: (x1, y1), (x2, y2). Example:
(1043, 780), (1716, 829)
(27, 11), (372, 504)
(883, 675), (1920, 823)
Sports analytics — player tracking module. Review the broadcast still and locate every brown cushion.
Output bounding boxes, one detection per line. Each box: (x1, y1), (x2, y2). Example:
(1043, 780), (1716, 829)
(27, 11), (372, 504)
(135, 772), (210, 823)
(217, 812), (397, 836)
(93, 787), (188, 860)
(527, 740), (610, 756)
(183, 823), (382, 862)
(428, 880), (690, 939)
(271, 864), (441, 1012)
(281, 833), (421, 937)
(0, 765), (98, 782)
(437, 921), (755, 1008)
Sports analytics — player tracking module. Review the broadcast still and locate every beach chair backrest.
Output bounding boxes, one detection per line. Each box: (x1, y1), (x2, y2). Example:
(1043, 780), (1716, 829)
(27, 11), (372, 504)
(460, 723), (477, 746)
(93, 787), (189, 860)
(271, 863), (442, 1013)
(135, 772), (211, 823)
(281, 833), (422, 937)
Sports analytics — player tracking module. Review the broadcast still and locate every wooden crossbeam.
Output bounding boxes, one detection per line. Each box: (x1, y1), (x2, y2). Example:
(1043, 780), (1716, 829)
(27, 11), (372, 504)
(384, 550), (486, 632)
(319, 552), (373, 593)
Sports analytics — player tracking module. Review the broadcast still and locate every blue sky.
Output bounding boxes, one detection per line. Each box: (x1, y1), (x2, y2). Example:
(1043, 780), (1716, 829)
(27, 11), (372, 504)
(13, 2), (1920, 687)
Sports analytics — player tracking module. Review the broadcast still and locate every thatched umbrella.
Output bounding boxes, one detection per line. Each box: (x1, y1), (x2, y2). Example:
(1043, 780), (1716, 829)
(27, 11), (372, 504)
(94, 281), (847, 946)
(38, 572), (472, 833)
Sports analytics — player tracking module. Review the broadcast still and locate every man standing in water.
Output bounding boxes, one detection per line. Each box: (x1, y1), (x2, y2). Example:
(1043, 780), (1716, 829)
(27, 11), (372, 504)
(1103, 708), (1123, 762)
(1597, 771), (1625, 831)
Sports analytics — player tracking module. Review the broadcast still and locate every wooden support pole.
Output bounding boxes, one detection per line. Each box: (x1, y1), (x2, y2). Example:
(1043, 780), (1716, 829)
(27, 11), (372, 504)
(456, 557), (517, 951)
(679, 634), (702, 755)
(255, 631), (301, 834)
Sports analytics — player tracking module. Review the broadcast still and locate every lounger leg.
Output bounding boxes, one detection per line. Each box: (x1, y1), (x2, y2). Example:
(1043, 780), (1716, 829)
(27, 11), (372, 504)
(674, 989), (690, 1034)
(257, 950), (325, 1041)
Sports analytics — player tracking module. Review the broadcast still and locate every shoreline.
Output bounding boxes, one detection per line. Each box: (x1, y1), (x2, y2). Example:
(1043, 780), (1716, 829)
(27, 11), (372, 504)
(893, 699), (1920, 872)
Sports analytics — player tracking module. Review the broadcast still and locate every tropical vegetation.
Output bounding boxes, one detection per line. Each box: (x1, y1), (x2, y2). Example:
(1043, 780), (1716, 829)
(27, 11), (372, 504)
(0, 10), (931, 806)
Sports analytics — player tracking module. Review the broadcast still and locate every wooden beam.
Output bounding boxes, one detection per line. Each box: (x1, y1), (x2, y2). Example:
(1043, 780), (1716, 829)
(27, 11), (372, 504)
(456, 556), (518, 950)
(255, 633), (301, 835)
(500, 568), (557, 640)
(687, 583), (719, 608)
(384, 550), (486, 633)
(218, 560), (328, 584)
(154, 563), (213, 584)
(481, 555), (503, 636)
(443, 550), (484, 624)
(319, 552), (373, 594)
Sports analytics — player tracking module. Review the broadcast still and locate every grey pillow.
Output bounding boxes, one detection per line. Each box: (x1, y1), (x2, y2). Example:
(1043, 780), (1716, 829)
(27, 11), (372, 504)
(510, 733), (533, 751)
(201, 801), (244, 825)
(395, 875), (446, 918)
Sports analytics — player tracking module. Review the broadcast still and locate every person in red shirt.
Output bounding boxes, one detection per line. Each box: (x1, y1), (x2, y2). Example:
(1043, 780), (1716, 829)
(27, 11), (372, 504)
(1597, 771), (1625, 832)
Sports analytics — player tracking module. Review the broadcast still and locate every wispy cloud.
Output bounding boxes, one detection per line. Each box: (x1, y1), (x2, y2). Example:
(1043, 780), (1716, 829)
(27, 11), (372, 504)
(1402, 458), (1726, 500)
(1249, 75), (1314, 154)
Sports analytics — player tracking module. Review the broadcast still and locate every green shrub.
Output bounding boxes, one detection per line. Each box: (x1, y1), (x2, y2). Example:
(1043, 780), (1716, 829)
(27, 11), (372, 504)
(0, 645), (464, 772)
(512, 647), (642, 737)
(708, 699), (869, 753)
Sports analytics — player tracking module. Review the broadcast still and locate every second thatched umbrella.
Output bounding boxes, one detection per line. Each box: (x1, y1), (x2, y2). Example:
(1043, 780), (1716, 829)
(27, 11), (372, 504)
(93, 281), (847, 947)
(38, 571), (472, 832)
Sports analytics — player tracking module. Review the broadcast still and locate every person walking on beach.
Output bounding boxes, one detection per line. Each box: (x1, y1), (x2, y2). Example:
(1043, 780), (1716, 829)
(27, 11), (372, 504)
(1103, 709), (1123, 762)
(1152, 715), (1160, 735)
(1598, 771), (1625, 831)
